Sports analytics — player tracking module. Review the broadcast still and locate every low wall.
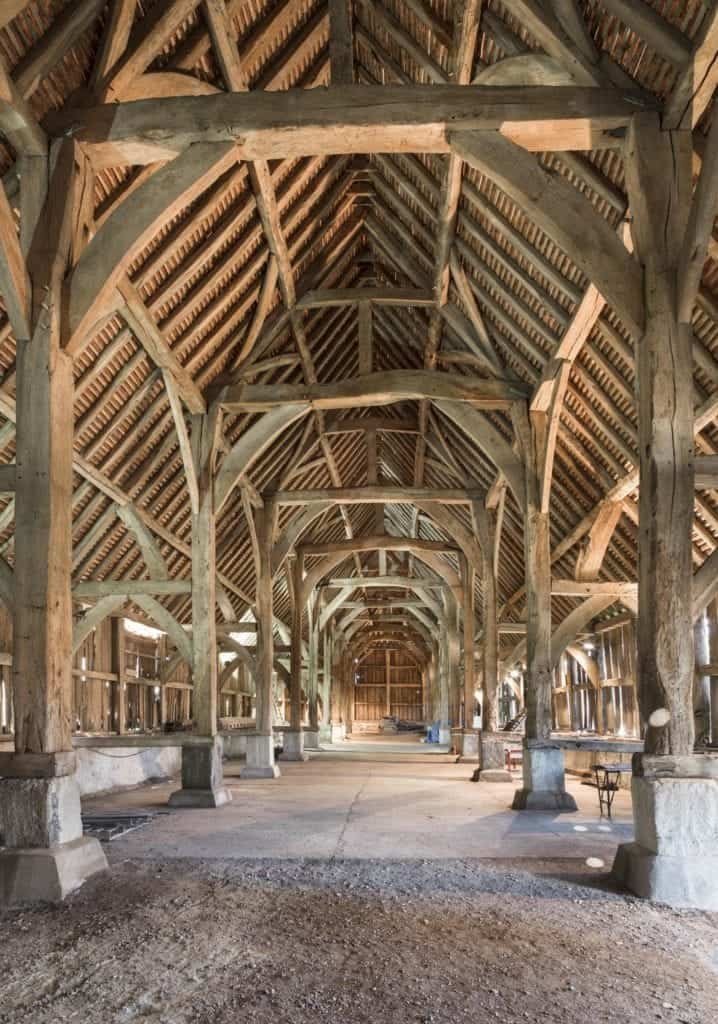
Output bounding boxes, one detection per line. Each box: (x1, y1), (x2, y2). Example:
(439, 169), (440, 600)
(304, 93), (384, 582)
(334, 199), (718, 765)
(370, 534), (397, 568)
(221, 731), (249, 758)
(73, 736), (182, 796)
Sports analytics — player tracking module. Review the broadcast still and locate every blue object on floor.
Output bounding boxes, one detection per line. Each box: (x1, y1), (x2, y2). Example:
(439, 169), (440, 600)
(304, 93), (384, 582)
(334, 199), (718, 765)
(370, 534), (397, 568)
(426, 722), (440, 743)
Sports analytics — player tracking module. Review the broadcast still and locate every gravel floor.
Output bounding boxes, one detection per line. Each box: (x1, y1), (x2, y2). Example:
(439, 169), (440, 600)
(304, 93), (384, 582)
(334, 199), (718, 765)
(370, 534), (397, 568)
(0, 854), (716, 1024)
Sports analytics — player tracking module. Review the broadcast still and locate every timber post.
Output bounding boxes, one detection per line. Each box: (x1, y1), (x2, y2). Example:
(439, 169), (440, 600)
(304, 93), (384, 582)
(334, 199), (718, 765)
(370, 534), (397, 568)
(511, 404), (576, 811)
(169, 409), (230, 807)
(473, 500), (512, 782)
(613, 113), (718, 909)
(280, 552), (307, 761)
(0, 141), (108, 904)
(242, 501), (280, 778)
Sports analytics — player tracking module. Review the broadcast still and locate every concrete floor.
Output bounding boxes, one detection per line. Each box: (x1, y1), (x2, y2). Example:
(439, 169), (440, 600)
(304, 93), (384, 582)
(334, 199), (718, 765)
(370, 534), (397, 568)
(85, 735), (634, 865)
(5, 738), (717, 1024)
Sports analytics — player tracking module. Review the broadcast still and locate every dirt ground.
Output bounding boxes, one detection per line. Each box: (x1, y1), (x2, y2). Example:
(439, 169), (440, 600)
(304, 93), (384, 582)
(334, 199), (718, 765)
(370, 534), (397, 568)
(0, 854), (716, 1024)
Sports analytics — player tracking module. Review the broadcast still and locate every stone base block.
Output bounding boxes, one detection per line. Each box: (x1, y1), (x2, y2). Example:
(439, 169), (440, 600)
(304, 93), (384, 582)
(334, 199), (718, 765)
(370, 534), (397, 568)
(0, 836), (108, 905)
(279, 730), (308, 762)
(319, 724), (333, 743)
(479, 768), (514, 783)
(438, 727), (451, 746)
(511, 787), (578, 811)
(480, 731), (511, 771)
(241, 734), (280, 779)
(612, 842), (718, 911)
(511, 745), (577, 813)
(169, 735), (230, 808)
(632, 775), (718, 856)
(455, 730), (479, 759)
(611, 766), (718, 909)
(330, 723), (346, 743)
(168, 787), (231, 808)
(302, 729), (321, 749)
(0, 775), (83, 847)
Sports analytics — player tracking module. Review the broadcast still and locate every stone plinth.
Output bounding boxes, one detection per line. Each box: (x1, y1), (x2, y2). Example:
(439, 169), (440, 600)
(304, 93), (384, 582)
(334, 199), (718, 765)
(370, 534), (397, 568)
(241, 734), (280, 779)
(279, 730), (308, 762)
(169, 735), (231, 807)
(0, 774), (82, 847)
(330, 723), (346, 743)
(438, 726), (451, 746)
(0, 768), (107, 905)
(302, 728), (321, 749)
(478, 731), (513, 782)
(511, 744), (577, 812)
(613, 754), (718, 910)
(0, 836), (108, 905)
(453, 729), (479, 759)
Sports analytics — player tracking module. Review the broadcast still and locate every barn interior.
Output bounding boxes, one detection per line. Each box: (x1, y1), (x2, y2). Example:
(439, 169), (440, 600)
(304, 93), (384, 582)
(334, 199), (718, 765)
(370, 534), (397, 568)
(0, 1), (717, 1021)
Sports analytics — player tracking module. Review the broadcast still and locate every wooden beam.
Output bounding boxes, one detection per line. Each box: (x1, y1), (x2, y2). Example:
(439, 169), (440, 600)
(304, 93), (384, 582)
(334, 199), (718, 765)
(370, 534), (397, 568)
(451, 130), (644, 339)
(102, 0), (204, 100)
(627, 112), (694, 756)
(90, 0), (136, 92)
(214, 403), (310, 514)
(217, 370), (528, 412)
(0, 58), (47, 157)
(326, 576), (449, 589)
(693, 548), (718, 622)
(12, 0), (105, 99)
(532, 360), (571, 515)
(202, 0), (248, 91)
(73, 579), (191, 599)
(73, 595), (126, 654)
(190, 411), (221, 736)
(574, 500), (624, 581)
(677, 109), (718, 323)
(119, 277), (206, 414)
(296, 286), (434, 308)
(162, 371), (200, 516)
(0, 179), (31, 340)
(13, 140), (75, 756)
(551, 596), (618, 668)
(230, 256), (279, 371)
(358, 0), (448, 84)
(272, 487), (485, 506)
(531, 286), (608, 413)
(299, 536), (459, 556)
(115, 503), (168, 579)
(0, 466), (15, 493)
(64, 142), (236, 352)
(551, 578), (637, 598)
(600, 0), (691, 68)
(434, 399), (525, 508)
(134, 595), (193, 664)
(695, 454), (718, 490)
(664, 5), (718, 129)
(358, 299), (372, 375)
(48, 85), (653, 161)
(329, 0), (354, 84)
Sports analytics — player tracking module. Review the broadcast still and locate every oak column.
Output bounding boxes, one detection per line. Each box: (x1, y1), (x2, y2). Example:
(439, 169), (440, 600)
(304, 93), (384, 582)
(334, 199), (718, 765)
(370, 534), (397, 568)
(511, 406), (576, 810)
(0, 142), (108, 903)
(613, 114), (717, 909)
(170, 411), (230, 806)
(242, 503), (280, 778)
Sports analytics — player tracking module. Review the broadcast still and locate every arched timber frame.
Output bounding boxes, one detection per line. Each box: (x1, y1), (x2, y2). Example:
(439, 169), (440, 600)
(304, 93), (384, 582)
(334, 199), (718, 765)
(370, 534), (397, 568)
(213, 372), (526, 516)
